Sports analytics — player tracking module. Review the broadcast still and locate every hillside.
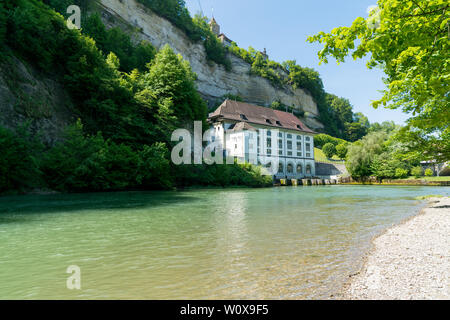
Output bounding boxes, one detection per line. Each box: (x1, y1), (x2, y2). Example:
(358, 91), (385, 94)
(93, 0), (324, 131)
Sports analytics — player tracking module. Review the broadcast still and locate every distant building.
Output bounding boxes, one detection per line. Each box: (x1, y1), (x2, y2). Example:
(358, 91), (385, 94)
(209, 18), (234, 47)
(259, 48), (269, 60)
(208, 100), (316, 179)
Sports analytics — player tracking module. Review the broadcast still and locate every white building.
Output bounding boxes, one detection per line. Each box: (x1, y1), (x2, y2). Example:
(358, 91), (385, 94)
(208, 100), (316, 179)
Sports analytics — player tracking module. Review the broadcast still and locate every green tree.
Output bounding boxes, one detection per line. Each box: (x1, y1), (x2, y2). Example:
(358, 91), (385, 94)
(322, 143), (336, 159)
(425, 168), (434, 177)
(0, 125), (42, 193)
(346, 131), (387, 179)
(308, 0), (450, 161)
(336, 143), (348, 159)
(345, 122), (368, 142)
(411, 166), (423, 177)
(139, 45), (207, 128)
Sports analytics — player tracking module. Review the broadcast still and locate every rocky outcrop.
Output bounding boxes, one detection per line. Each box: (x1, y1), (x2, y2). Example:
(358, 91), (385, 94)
(0, 53), (75, 146)
(95, 0), (323, 130)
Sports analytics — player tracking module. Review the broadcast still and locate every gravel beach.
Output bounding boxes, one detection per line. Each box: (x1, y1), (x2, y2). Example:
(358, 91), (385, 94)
(344, 196), (450, 300)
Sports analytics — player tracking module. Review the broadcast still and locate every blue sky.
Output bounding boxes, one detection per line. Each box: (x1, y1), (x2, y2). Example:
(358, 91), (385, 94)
(185, 0), (410, 125)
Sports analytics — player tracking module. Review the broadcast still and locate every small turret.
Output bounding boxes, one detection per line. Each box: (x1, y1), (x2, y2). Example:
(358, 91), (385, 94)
(209, 17), (220, 36)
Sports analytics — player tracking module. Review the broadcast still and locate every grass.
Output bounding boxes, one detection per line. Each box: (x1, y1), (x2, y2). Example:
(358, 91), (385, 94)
(404, 176), (450, 182)
(314, 147), (345, 163)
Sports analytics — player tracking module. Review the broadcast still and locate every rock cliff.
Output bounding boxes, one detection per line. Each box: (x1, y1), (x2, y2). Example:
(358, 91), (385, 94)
(96, 0), (323, 130)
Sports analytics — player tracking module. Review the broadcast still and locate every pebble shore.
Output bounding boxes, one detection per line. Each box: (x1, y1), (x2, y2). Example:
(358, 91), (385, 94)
(343, 197), (450, 300)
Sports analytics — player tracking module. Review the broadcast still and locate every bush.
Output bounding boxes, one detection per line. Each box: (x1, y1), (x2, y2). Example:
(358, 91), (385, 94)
(395, 168), (409, 179)
(314, 134), (346, 149)
(424, 168), (434, 177)
(411, 166), (423, 178)
(335, 143), (348, 159)
(0, 125), (42, 193)
(322, 143), (336, 159)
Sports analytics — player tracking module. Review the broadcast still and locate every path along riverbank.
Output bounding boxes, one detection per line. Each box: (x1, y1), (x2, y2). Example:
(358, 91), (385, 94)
(342, 196), (450, 300)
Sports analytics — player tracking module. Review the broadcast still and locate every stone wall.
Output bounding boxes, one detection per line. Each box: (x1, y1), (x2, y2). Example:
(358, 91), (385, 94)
(315, 162), (347, 177)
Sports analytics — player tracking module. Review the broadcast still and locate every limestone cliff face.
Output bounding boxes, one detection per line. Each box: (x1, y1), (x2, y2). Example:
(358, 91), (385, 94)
(96, 0), (323, 130)
(0, 54), (75, 146)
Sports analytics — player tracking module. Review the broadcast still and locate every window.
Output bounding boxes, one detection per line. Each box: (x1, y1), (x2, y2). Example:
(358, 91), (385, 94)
(267, 130), (272, 137)
(266, 119), (272, 125)
(276, 121), (282, 126)
(278, 132), (283, 138)
(296, 135), (302, 140)
(267, 149), (272, 155)
(278, 163), (284, 174)
(306, 164), (312, 174)
(287, 141), (292, 150)
(287, 163), (294, 174)
(287, 151), (292, 156)
(297, 164), (303, 174)
(240, 114), (248, 121)
(306, 143), (311, 151)
(306, 153), (311, 158)
(279, 150), (283, 156)
(267, 138), (272, 148)
(257, 136), (261, 153)
(287, 134), (292, 139)
(305, 136), (311, 142)
(278, 139), (283, 149)
(235, 144), (237, 149)
(297, 125), (302, 130)
(297, 141), (302, 150)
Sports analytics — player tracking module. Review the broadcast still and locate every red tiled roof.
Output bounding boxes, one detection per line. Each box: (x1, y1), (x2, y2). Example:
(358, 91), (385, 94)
(208, 100), (316, 134)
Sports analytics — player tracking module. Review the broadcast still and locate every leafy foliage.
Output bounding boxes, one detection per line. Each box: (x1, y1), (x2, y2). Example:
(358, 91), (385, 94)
(322, 143), (336, 159)
(335, 143), (348, 159)
(308, 0), (450, 160)
(411, 166), (423, 177)
(0, 125), (42, 193)
(314, 134), (347, 149)
(425, 168), (434, 177)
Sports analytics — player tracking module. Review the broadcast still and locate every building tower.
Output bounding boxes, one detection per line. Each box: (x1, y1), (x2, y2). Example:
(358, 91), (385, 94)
(209, 17), (220, 36)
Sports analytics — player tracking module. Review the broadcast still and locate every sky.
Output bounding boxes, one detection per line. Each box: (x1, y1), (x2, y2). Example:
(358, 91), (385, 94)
(185, 0), (410, 125)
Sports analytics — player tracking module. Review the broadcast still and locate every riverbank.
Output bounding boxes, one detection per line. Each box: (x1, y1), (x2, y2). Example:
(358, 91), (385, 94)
(342, 196), (450, 300)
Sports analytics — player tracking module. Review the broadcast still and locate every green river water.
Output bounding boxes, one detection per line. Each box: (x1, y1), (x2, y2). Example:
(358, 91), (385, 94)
(0, 185), (448, 299)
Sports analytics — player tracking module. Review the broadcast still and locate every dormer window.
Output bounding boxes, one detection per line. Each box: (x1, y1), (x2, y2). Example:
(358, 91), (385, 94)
(266, 119), (272, 125)
(240, 114), (248, 121)
(276, 121), (282, 126)
(297, 125), (302, 130)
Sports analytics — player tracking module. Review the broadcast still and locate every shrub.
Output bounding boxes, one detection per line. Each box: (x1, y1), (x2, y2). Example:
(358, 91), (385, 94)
(0, 125), (42, 193)
(314, 133), (346, 149)
(336, 143), (348, 159)
(424, 168), (434, 177)
(411, 166), (423, 178)
(322, 143), (336, 159)
(395, 168), (409, 179)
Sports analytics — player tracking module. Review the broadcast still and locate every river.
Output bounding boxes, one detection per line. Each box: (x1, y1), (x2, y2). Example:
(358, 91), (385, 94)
(0, 185), (448, 299)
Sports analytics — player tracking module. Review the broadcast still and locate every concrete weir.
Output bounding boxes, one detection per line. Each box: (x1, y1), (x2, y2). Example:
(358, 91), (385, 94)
(277, 178), (339, 186)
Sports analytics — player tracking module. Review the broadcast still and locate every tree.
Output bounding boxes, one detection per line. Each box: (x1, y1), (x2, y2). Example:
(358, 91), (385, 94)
(322, 143), (336, 159)
(411, 166), (423, 177)
(345, 122), (368, 142)
(139, 44), (207, 129)
(336, 143), (348, 159)
(346, 131), (387, 179)
(425, 168), (434, 177)
(0, 125), (42, 192)
(308, 0), (449, 161)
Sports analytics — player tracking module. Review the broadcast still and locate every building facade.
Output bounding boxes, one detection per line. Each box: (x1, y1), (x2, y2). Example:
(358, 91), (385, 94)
(208, 100), (316, 179)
